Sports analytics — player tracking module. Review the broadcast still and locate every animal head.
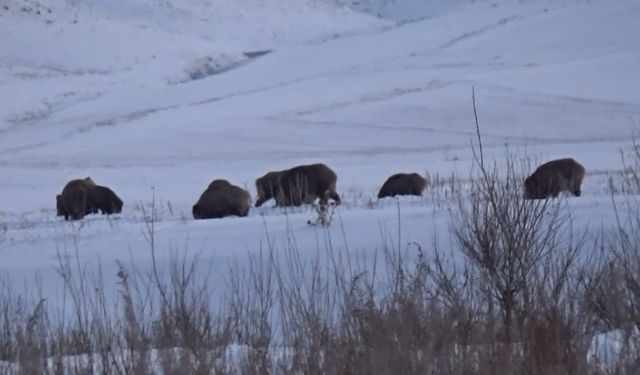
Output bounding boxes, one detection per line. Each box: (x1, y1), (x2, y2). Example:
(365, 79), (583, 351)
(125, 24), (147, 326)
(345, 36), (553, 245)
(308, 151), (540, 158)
(192, 204), (201, 219)
(255, 171), (281, 207)
(111, 194), (124, 213)
(56, 194), (65, 216)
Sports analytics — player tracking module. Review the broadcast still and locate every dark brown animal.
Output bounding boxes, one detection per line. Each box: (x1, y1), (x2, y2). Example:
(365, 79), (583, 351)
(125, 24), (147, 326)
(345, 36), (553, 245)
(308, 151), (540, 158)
(87, 185), (123, 215)
(57, 178), (123, 220)
(524, 158), (585, 199)
(56, 177), (96, 220)
(255, 163), (341, 207)
(377, 173), (427, 199)
(193, 179), (251, 219)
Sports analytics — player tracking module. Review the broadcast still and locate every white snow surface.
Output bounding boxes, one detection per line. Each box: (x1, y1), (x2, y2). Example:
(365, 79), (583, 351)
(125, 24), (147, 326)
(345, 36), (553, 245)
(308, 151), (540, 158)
(0, 0), (639, 356)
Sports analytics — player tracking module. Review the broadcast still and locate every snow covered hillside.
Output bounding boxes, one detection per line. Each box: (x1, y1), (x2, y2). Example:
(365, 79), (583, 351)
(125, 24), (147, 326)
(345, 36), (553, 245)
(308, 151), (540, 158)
(0, 0), (639, 313)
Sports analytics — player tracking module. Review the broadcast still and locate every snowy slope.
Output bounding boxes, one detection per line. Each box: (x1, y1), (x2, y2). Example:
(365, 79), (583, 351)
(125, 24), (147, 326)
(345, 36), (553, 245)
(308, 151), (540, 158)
(0, 0), (639, 320)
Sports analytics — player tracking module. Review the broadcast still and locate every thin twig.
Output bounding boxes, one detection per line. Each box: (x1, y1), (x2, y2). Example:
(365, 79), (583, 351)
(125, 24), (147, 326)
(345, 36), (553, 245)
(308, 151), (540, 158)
(472, 86), (484, 171)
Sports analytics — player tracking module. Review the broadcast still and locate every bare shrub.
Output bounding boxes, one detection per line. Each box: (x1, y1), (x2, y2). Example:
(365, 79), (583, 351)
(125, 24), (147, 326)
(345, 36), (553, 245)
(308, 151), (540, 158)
(620, 132), (640, 194)
(307, 200), (337, 226)
(423, 89), (596, 373)
(227, 248), (275, 374)
(16, 298), (48, 374)
(586, 143), (640, 371)
(430, 154), (594, 373)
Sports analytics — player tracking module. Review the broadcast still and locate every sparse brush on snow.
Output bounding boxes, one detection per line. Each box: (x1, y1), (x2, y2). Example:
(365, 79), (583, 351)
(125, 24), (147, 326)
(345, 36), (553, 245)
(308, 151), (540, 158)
(3, 93), (640, 372)
(0, 145), (639, 373)
(2, 0), (640, 372)
(584, 140), (640, 371)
